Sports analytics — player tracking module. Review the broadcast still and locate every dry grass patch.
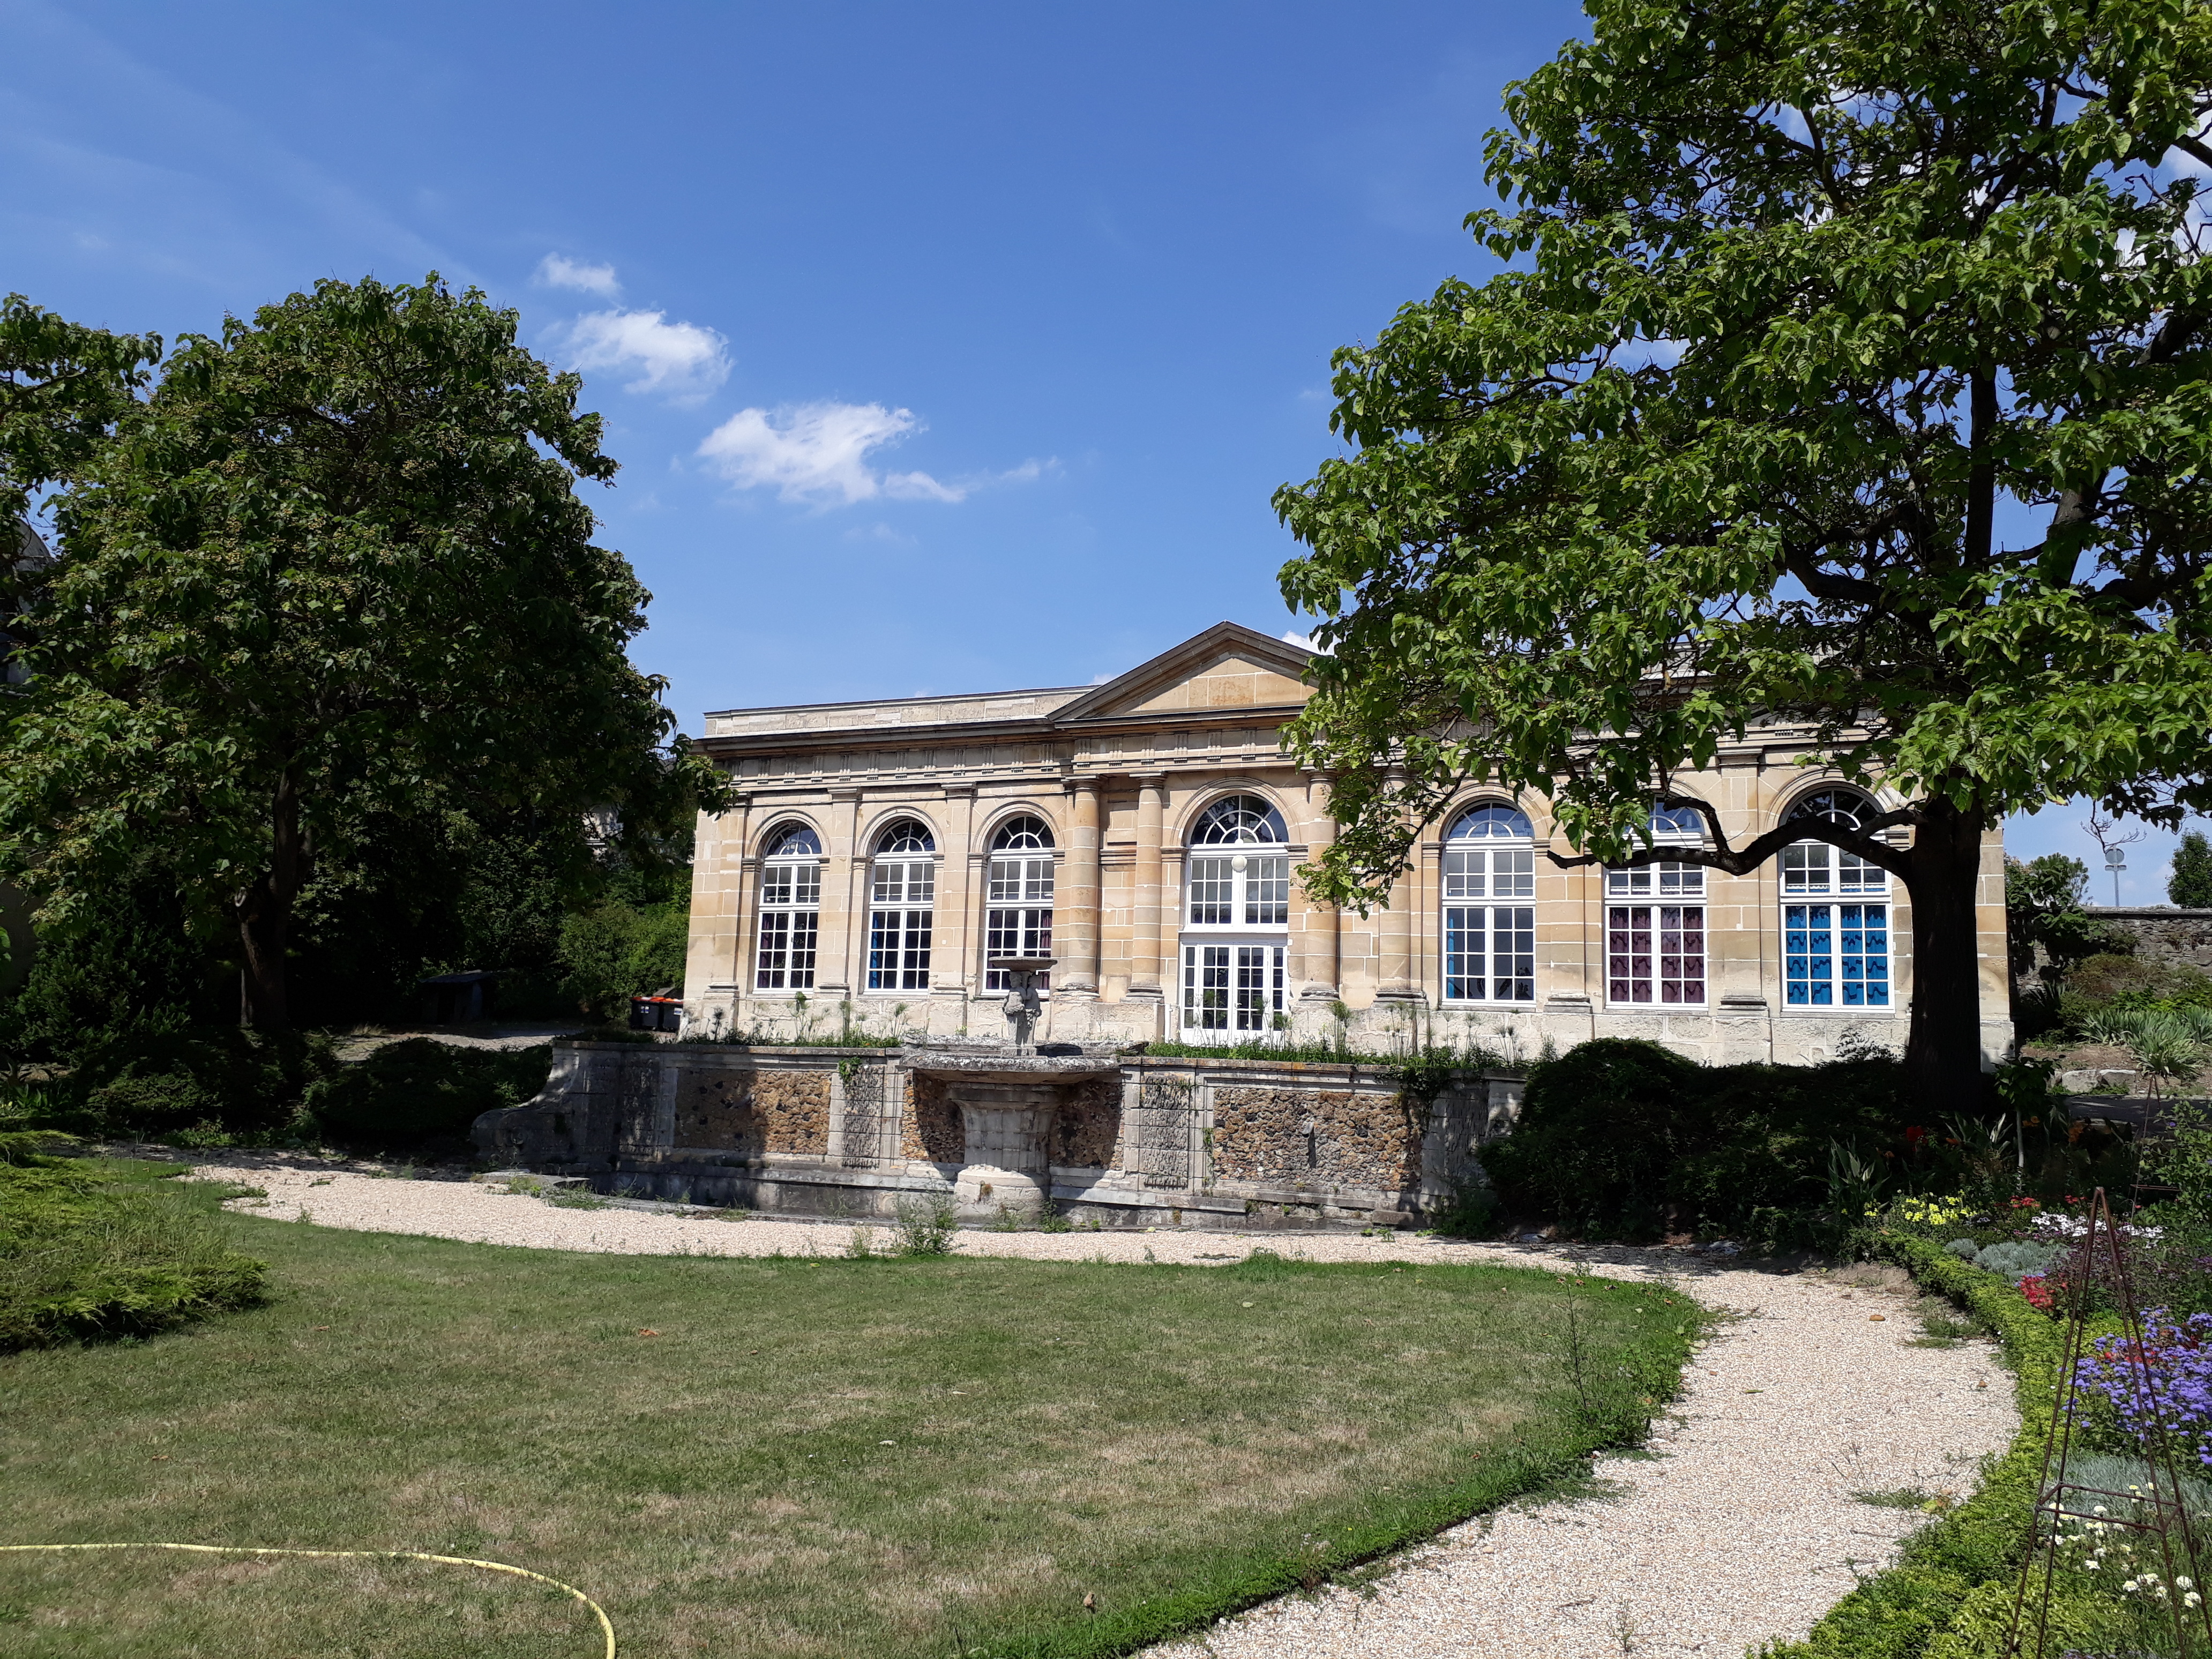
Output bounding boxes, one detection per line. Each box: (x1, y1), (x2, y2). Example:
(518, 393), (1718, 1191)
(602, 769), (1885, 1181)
(1, 1198), (1694, 1658)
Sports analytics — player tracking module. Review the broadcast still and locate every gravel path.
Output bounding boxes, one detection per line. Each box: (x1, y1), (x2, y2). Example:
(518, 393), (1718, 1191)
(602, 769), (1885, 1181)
(191, 1161), (2018, 1657)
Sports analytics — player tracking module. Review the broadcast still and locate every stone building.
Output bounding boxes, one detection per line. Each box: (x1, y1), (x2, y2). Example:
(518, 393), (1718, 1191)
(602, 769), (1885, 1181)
(681, 621), (2013, 1068)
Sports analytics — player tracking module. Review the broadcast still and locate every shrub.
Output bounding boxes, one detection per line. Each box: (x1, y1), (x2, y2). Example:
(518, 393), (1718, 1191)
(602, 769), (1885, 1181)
(894, 1193), (958, 1257)
(0, 1156), (266, 1350)
(59, 1027), (341, 1142)
(302, 1039), (552, 1153)
(1970, 1240), (2061, 1284)
(1482, 1038), (1910, 1244)
(2064, 953), (2212, 1019)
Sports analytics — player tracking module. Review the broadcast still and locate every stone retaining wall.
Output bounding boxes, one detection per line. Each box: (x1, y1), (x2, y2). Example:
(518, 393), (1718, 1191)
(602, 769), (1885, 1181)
(474, 1040), (1523, 1230)
(2086, 908), (2212, 974)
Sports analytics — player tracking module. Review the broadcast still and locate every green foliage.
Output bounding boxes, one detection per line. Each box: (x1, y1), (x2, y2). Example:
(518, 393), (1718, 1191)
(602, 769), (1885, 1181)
(0, 293), (160, 527)
(0, 274), (728, 1027)
(556, 899), (687, 1020)
(1272, 0), (2212, 1103)
(2057, 953), (2212, 1035)
(7, 866), (226, 1060)
(57, 1028), (340, 1143)
(301, 1040), (551, 1153)
(0, 1157), (265, 1350)
(1482, 1038), (1912, 1245)
(2006, 855), (2129, 1011)
(2142, 1101), (2212, 1230)
(893, 1193), (959, 1257)
(2173, 830), (2212, 909)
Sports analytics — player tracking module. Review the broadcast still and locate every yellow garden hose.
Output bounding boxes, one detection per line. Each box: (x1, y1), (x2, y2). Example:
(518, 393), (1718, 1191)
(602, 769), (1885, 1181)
(0, 1541), (616, 1657)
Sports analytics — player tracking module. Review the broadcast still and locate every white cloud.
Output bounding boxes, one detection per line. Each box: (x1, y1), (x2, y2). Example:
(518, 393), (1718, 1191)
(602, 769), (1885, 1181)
(697, 401), (956, 504)
(535, 253), (621, 297)
(556, 309), (730, 402)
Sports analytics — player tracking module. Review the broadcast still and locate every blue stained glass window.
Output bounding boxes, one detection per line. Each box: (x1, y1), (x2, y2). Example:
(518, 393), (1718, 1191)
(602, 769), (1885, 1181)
(1787, 901), (1887, 1008)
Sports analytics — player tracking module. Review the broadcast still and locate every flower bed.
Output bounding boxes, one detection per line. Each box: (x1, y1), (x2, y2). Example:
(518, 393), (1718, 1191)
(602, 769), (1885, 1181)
(1772, 1217), (2212, 1657)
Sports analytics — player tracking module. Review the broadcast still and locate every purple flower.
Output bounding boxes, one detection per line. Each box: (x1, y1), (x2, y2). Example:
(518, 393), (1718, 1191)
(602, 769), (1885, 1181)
(2078, 1310), (2212, 1468)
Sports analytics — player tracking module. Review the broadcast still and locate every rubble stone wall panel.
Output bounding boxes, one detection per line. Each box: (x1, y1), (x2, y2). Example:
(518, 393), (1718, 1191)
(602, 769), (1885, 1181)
(903, 1073), (965, 1163)
(755, 1072), (832, 1156)
(1050, 1075), (1122, 1169)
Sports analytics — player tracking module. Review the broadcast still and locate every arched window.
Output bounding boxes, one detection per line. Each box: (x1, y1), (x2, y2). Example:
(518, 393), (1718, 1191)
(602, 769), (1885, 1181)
(868, 819), (936, 991)
(1180, 795), (1290, 1036)
(985, 815), (1055, 991)
(1781, 789), (1890, 1008)
(1191, 795), (1288, 845)
(1442, 803), (1536, 1003)
(754, 823), (822, 991)
(1605, 802), (1707, 1007)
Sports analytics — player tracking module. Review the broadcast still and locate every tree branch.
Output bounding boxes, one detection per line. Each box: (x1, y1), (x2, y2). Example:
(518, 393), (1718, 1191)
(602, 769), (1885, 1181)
(1545, 798), (1917, 882)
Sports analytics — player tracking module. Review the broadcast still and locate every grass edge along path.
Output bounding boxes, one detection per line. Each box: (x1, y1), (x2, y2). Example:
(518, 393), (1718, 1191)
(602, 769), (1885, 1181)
(1759, 1235), (2061, 1659)
(1015, 1329), (1695, 1659)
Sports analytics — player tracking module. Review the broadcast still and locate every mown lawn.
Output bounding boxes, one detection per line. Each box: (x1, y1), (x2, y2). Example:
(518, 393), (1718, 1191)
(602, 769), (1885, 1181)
(0, 1187), (1695, 1658)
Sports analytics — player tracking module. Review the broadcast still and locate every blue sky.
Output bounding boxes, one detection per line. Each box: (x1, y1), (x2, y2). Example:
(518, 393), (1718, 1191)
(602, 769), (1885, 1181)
(2, 0), (2193, 900)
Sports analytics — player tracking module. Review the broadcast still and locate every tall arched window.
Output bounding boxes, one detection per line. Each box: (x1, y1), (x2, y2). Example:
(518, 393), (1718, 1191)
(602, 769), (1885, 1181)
(754, 823), (821, 991)
(985, 814), (1055, 991)
(1605, 803), (1707, 1006)
(1442, 803), (1536, 1003)
(867, 819), (935, 991)
(1781, 789), (1890, 1008)
(1180, 794), (1290, 1035)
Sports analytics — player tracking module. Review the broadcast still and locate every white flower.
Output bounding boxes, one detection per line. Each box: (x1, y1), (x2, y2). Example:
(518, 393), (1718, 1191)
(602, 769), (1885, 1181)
(2124, 1579), (2141, 1593)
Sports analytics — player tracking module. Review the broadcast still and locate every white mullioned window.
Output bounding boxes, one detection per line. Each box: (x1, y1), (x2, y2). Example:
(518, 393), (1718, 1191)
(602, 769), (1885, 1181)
(984, 814), (1055, 991)
(1781, 789), (1892, 1008)
(1442, 803), (1537, 1003)
(754, 822), (822, 991)
(1180, 794), (1291, 1035)
(1605, 802), (1708, 1006)
(866, 819), (936, 992)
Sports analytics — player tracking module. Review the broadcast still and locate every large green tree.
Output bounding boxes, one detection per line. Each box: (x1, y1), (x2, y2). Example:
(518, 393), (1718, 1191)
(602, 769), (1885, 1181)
(1275, 0), (2212, 1104)
(0, 276), (728, 1028)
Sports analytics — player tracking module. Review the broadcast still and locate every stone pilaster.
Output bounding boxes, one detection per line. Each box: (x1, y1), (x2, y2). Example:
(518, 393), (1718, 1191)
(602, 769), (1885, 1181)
(818, 786), (862, 996)
(935, 783), (977, 997)
(1296, 771), (1341, 1002)
(1060, 774), (1103, 994)
(1127, 772), (1167, 1000)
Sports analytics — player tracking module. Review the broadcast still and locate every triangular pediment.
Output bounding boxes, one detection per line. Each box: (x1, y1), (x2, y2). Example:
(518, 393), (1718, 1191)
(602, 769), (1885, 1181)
(1053, 622), (1315, 724)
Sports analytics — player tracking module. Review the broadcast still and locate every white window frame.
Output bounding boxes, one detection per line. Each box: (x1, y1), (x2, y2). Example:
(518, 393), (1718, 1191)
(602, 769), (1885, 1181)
(866, 821), (936, 993)
(1780, 791), (1893, 1011)
(1604, 805), (1709, 1007)
(1180, 940), (1287, 1035)
(1441, 803), (1537, 1004)
(754, 825), (822, 991)
(984, 814), (1056, 992)
(1178, 795), (1291, 1037)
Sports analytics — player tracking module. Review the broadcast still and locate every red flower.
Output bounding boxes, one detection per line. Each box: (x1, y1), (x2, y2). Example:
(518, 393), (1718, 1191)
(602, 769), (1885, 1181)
(2021, 1275), (2056, 1313)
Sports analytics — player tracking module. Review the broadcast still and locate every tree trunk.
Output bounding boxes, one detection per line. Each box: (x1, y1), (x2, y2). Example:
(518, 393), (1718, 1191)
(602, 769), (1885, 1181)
(237, 767), (304, 1030)
(1901, 798), (1992, 1111)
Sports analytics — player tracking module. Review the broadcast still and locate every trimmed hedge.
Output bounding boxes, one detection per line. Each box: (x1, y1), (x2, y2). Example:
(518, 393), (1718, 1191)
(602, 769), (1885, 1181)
(1763, 1237), (2078, 1658)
